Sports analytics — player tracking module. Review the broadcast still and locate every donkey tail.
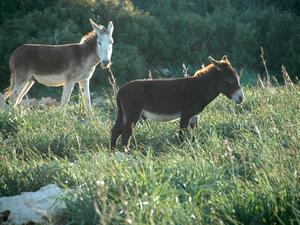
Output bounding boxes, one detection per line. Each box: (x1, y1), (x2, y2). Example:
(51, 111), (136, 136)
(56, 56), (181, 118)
(4, 73), (14, 101)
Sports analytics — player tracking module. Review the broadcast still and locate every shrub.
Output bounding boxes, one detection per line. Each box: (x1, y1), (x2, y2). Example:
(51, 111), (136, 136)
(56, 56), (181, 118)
(1, 0), (300, 93)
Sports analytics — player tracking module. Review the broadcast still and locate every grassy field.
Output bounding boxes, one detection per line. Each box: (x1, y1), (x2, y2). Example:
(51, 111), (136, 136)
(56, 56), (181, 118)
(0, 85), (300, 224)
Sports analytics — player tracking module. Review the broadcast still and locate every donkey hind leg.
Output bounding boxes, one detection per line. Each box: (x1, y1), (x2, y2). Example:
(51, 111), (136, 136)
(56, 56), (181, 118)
(121, 123), (135, 153)
(12, 80), (31, 107)
(78, 79), (92, 114)
(121, 111), (141, 152)
(189, 115), (198, 142)
(110, 110), (124, 150)
(16, 80), (35, 106)
(61, 81), (75, 108)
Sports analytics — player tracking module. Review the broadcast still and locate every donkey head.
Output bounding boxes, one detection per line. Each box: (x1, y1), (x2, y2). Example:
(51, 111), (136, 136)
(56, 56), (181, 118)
(209, 55), (244, 104)
(90, 19), (114, 68)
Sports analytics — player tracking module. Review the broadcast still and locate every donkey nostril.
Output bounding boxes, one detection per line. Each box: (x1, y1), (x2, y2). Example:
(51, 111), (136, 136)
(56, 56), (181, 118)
(102, 60), (109, 65)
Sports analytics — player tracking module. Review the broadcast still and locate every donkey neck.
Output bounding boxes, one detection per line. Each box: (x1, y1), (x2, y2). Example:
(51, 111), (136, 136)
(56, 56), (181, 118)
(79, 31), (99, 66)
(192, 65), (221, 105)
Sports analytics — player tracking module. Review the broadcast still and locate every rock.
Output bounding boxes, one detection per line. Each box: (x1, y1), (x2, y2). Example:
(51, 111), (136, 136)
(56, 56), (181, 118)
(159, 67), (171, 76)
(151, 67), (172, 78)
(39, 97), (59, 107)
(20, 98), (38, 107)
(0, 184), (67, 225)
(0, 93), (4, 108)
(0, 95), (59, 108)
(19, 97), (59, 107)
(93, 96), (105, 106)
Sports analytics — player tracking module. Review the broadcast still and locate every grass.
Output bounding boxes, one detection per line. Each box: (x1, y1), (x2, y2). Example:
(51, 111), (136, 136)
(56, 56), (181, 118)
(0, 85), (300, 224)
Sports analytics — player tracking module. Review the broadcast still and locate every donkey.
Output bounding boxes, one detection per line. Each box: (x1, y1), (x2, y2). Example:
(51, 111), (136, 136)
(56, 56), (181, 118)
(4, 19), (114, 113)
(111, 56), (244, 151)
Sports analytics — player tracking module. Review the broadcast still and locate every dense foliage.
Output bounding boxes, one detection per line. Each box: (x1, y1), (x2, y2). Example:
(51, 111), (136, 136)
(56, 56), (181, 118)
(0, 0), (300, 91)
(1, 84), (300, 224)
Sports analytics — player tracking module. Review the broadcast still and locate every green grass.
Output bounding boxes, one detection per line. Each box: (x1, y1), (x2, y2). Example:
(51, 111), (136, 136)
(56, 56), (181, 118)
(0, 85), (300, 224)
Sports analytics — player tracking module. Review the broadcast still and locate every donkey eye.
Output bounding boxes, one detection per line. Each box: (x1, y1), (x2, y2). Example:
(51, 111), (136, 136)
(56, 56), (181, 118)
(98, 41), (102, 46)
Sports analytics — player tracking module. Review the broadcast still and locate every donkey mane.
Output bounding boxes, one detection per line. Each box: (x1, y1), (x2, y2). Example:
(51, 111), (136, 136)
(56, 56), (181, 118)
(79, 30), (98, 58)
(80, 30), (97, 44)
(193, 64), (215, 77)
(80, 28), (111, 44)
(194, 60), (239, 82)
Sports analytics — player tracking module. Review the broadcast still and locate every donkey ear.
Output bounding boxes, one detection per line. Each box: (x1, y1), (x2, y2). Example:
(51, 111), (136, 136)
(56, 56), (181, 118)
(107, 21), (114, 35)
(89, 19), (104, 32)
(222, 55), (228, 61)
(208, 56), (222, 71)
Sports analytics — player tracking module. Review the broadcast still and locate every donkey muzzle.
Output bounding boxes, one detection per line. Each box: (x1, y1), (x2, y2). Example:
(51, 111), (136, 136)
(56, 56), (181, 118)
(232, 89), (244, 104)
(101, 60), (110, 68)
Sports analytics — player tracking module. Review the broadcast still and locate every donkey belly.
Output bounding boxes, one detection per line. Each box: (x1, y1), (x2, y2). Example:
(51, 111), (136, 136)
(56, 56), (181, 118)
(33, 74), (66, 87)
(142, 110), (180, 122)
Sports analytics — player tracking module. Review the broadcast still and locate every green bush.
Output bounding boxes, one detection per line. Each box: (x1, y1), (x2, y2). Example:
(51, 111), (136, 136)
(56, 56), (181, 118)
(111, 43), (147, 83)
(0, 0), (300, 93)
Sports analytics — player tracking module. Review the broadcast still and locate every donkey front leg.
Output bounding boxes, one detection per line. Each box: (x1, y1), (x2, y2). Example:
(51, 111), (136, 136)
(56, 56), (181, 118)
(61, 81), (75, 108)
(78, 79), (92, 114)
(179, 113), (192, 142)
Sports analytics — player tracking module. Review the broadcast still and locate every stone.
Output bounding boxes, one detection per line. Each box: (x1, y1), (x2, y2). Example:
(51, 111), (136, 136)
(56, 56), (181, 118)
(0, 184), (67, 225)
(39, 97), (59, 107)
(0, 93), (4, 108)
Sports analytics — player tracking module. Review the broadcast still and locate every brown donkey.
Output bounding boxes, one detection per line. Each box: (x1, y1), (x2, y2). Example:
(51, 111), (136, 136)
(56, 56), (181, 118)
(110, 56), (244, 151)
(4, 19), (114, 113)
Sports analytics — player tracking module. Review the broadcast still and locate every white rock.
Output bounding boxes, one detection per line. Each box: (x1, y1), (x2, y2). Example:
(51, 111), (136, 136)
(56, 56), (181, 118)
(114, 151), (128, 160)
(39, 97), (59, 107)
(93, 96), (105, 106)
(19, 97), (59, 107)
(0, 184), (67, 225)
(20, 98), (38, 107)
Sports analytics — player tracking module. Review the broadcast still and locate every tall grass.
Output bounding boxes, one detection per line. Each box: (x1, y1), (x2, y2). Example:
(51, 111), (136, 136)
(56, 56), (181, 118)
(0, 84), (299, 224)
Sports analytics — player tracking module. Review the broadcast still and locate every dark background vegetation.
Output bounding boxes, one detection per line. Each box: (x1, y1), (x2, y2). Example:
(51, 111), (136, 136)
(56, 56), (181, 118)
(0, 0), (299, 94)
